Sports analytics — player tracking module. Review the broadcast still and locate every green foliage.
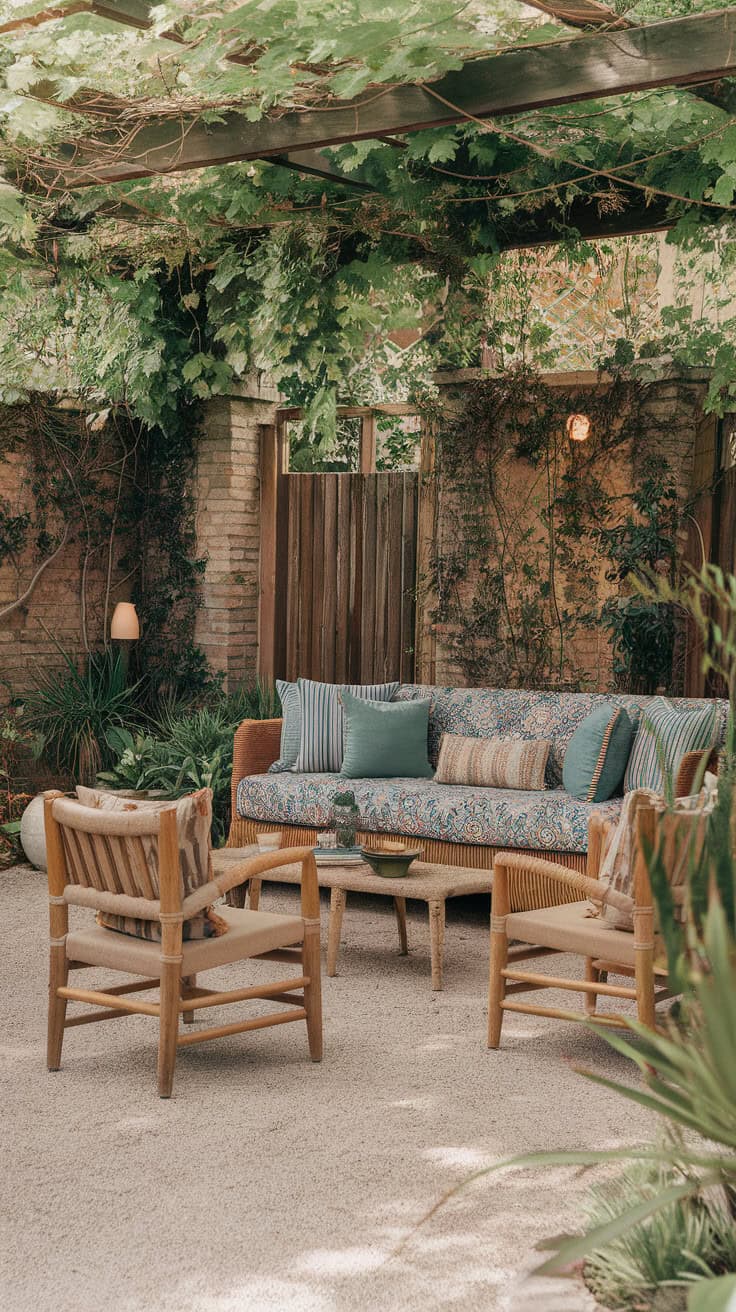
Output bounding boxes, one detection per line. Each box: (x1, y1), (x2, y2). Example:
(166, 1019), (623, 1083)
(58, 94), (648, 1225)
(98, 681), (279, 845)
(20, 647), (142, 785)
(493, 564), (736, 1311)
(584, 1163), (736, 1311)
(427, 370), (680, 690)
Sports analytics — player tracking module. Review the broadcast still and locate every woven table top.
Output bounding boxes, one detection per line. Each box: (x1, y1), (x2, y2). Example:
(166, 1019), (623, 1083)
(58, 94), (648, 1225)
(214, 846), (493, 900)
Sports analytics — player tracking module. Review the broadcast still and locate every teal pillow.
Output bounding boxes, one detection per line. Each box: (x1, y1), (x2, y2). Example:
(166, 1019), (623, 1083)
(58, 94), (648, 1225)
(269, 679), (301, 773)
(563, 704), (634, 803)
(340, 691), (433, 779)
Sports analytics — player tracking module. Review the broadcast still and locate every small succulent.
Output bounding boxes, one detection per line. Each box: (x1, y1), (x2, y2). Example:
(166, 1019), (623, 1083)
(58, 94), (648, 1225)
(333, 789), (357, 809)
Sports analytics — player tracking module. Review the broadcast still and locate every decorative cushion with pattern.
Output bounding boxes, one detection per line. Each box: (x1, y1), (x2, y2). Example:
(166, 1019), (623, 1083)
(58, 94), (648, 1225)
(293, 678), (400, 773)
(268, 679), (302, 773)
(435, 734), (550, 791)
(562, 704), (635, 803)
(75, 786), (226, 941)
(623, 697), (718, 795)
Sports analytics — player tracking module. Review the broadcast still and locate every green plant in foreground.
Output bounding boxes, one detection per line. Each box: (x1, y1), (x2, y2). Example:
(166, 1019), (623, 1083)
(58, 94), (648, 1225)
(584, 1163), (736, 1312)
(21, 648), (142, 785)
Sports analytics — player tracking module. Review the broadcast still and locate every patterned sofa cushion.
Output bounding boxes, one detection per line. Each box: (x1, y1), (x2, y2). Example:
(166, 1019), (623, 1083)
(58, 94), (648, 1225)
(237, 772), (622, 855)
(393, 686), (729, 789)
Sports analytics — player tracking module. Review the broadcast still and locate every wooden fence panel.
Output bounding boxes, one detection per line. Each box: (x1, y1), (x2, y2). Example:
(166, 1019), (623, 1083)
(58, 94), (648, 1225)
(268, 470), (417, 683)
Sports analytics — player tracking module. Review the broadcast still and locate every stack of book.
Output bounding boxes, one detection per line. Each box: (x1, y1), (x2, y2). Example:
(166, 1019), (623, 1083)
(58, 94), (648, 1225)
(313, 845), (364, 867)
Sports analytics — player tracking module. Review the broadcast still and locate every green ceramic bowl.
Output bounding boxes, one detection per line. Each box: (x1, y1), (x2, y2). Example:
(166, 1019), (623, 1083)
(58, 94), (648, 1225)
(360, 846), (422, 878)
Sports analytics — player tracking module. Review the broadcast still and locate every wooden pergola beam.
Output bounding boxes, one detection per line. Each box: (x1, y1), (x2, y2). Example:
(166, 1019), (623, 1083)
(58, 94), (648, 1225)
(521, 1), (631, 30)
(36, 9), (736, 188)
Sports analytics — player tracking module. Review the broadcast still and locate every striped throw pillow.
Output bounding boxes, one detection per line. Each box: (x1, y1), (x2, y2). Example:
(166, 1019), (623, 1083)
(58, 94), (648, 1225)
(294, 678), (400, 773)
(623, 697), (718, 795)
(435, 734), (550, 791)
(269, 679), (302, 772)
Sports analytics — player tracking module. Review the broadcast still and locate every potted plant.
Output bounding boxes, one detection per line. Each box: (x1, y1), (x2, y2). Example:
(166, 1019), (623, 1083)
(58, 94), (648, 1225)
(332, 789), (360, 848)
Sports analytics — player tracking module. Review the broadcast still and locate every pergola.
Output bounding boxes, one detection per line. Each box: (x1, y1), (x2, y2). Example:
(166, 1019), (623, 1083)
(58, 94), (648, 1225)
(4, 2), (736, 251)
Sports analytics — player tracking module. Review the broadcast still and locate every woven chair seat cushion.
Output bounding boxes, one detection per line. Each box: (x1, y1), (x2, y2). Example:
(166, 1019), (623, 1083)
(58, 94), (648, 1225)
(66, 906), (305, 976)
(506, 900), (646, 967)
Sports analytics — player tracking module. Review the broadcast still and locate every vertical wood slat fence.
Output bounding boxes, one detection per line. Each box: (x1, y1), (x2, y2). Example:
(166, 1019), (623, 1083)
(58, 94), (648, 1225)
(258, 416), (418, 685)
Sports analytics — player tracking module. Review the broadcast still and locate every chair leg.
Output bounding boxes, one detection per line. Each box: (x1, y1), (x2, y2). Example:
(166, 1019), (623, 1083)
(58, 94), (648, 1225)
(47, 945), (69, 1071)
(487, 920), (508, 1049)
(157, 961), (181, 1098)
(635, 944), (656, 1028)
(181, 974), (196, 1025)
(584, 957), (599, 1016)
(249, 877), (262, 911)
(302, 925), (323, 1062)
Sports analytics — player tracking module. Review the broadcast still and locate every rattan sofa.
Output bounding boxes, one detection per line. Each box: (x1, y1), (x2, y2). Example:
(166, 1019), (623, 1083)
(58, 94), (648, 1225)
(227, 685), (725, 875)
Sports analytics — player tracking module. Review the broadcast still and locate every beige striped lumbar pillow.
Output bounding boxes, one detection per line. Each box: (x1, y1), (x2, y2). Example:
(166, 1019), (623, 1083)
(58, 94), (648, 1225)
(435, 734), (550, 791)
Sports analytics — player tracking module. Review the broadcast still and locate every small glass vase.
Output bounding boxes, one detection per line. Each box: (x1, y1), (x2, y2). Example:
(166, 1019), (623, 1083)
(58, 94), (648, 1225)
(333, 803), (359, 849)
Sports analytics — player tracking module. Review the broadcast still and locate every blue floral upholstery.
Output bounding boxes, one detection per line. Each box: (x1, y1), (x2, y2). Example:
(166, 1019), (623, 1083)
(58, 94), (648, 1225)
(393, 686), (729, 788)
(237, 772), (622, 855)
(236, 687), (727, 856)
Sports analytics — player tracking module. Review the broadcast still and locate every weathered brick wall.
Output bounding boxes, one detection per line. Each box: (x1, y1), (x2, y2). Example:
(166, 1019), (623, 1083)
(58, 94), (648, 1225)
(420, 368), (714, 692)
(0, 412), (132, 700)
(1, 379), (276, 705)
(193, 374), (278, 689)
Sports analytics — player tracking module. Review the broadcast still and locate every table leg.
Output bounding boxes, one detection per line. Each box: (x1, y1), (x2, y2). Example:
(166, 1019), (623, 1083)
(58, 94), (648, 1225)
(327, 887), (347, 977)
(394, 897), (408, 955)
(248, 877), (262, 911)
(428, 898), (445, 991)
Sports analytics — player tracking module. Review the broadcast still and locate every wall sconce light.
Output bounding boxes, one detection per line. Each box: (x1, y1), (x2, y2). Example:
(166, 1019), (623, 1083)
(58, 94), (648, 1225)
(111, 602), (140, 641)
(566, 413), (592, 443)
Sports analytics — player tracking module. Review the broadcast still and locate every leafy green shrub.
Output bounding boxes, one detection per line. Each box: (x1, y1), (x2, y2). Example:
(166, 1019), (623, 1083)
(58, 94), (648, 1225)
(98, 681), (278, 846)
(584, 1165), (736, 1312)
(20, 649), (142, 785)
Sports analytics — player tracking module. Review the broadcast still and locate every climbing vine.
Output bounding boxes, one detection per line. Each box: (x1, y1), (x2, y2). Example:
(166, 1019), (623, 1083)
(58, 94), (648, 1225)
(426, 370), (690, 692)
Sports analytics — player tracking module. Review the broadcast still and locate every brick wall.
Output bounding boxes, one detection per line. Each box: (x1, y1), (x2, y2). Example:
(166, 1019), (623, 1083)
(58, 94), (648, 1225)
(1, 379), (277, 706)
(193, 375), (278, 689)
(419, 368), (715, 692)
(0, 412), (132, 700)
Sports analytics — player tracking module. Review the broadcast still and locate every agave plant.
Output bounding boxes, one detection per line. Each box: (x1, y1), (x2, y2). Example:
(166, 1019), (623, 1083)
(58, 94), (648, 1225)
(20, 648), (142, 785)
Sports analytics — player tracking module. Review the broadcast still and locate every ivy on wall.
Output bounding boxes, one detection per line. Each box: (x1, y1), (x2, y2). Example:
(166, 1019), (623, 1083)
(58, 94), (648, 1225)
(425, 370), (689, 693)
(0, 391), (212, 701)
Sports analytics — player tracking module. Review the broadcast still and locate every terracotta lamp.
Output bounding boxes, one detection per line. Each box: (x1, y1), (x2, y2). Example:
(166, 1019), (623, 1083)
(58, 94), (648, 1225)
(566, 413), (592, 443)
(110, 602), (140, 641)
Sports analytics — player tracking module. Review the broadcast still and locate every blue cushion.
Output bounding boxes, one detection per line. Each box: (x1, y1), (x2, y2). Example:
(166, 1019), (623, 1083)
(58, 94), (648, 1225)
(340, 691), (433, 779)
(562, 704), (634, 803)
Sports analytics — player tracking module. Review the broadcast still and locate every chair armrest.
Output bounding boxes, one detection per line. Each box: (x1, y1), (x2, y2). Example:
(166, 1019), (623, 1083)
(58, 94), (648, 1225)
(492, 851), (618, 915)
(675, 748), (718, 798)
(231, 717), (283, 820)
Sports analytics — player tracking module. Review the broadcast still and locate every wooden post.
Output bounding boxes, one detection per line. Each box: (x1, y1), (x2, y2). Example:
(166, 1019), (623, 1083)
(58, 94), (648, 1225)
(257, 423), (278, 682)
(359, 414), (376, 474)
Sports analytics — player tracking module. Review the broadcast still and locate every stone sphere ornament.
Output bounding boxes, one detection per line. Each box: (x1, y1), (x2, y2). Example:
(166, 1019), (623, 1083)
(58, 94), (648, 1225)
(20, 794), (48, 871)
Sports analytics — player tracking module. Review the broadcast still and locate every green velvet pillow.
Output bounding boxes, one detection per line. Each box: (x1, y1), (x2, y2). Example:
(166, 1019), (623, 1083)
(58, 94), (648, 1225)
(562, 704), (635, 803)
(340, 691), (433, 779)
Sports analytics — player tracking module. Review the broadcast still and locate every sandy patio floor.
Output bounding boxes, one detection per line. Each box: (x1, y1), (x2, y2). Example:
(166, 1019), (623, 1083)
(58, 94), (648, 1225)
(1, 863), (656, 1312)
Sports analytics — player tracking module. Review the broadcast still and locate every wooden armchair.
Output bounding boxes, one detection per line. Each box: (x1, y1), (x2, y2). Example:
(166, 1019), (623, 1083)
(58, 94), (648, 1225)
(44, 792), (322, 1097)
(487, 804), (679, 1045)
